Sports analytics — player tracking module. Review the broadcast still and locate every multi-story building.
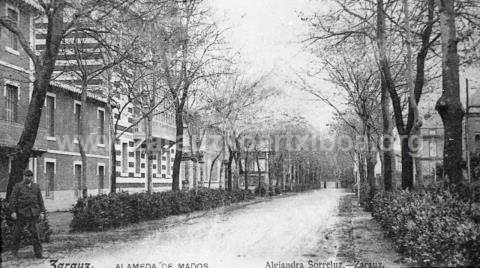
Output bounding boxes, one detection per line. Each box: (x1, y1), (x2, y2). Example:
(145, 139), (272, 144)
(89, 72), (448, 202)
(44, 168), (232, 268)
(1, 0), (111, 211)
(2, 0), (230, 211)
(34, 7), (183, 193)
(113, 100), (179, 192)
(1, 0), (43, 192)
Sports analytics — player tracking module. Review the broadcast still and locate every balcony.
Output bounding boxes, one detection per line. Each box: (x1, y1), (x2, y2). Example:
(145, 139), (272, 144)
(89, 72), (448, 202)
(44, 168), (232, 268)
(0, 120), (48, 151)
(133, 119), (176, 142)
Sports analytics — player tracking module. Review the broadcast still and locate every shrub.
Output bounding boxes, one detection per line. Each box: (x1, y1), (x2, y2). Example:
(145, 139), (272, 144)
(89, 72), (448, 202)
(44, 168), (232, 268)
(1, 198), (52, 252)
(254, 186), (267, 196)
(70, 188), (254, 232)
(371, 186), (480, 267)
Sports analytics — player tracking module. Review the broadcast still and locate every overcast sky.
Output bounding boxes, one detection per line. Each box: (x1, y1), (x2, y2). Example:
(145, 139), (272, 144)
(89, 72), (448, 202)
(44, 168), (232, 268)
(208, 1), (480, 132)
(209, 0), (334, 131)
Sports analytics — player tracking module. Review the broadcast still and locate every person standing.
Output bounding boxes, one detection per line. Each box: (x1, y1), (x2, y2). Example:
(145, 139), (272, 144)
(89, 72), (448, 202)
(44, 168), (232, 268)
(9, 169), (46, 258)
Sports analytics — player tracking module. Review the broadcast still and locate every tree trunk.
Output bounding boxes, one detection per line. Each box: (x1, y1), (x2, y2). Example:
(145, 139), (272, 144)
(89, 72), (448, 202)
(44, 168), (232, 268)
(78, 83), (89, 198)
(219, 156), (225, 189)
(146, 115), (153, 193)
(226, 147), (234, 191)
(256, 153), (262, 190)
(435, 0), (464, 186)
(403, 0), (423, 190)
(377, 0), (394, 191)
(172, 106), (184, 191)
(110, 128), (117, 194)
(244, 151), (249, 190)
(188, 131), (197, 191)
(412, 127), (424, 188)
(108, 96), (117, 193)
(401, 136), (414, 189)
(366, 125), (376, 200)
(209, 141), (223, 188)
(381, 83), (394, 191)
(232, 150), (241, 189)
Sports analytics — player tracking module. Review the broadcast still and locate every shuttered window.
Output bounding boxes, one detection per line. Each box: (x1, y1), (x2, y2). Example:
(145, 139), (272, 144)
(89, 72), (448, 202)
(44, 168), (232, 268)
(5, 84), (18, 122)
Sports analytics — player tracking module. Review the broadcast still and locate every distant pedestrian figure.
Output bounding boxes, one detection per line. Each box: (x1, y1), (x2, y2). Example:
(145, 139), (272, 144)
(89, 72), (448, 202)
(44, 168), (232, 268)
(9, 169), (46, 258)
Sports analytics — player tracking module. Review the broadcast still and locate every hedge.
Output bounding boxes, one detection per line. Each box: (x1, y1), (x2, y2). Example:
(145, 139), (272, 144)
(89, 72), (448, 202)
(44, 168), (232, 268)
(371, 186), (480, 267)
(1, 198), (52, 252)
(70, 188), (255, 232)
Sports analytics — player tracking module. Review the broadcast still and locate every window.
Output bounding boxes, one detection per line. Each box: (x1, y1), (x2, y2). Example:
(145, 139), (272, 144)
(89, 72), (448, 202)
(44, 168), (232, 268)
(5, 84), (18, 122)
(116, 161), (121, 166)
(45, 95), (55, 137)
(74, 163), (82, 197)
(475, 134), (480, 151)
(98, 109), (105, 145)
(6, 7), (19, 51)
(98, 165), (105, 193)
(157, 152), (162, 174)
(129, 141), (134, 147)
(128, 152), (134, 157)
(45, 162), (55, 198)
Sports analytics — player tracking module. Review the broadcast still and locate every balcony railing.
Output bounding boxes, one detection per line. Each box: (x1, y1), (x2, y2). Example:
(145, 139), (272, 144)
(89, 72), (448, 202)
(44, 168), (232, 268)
(0, 120), (48, 150)
(133, 119), (176, 141)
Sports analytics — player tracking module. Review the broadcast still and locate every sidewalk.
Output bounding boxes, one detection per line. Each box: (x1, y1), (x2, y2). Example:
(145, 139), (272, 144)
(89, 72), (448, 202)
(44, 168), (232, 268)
(333, 193), (410, 268)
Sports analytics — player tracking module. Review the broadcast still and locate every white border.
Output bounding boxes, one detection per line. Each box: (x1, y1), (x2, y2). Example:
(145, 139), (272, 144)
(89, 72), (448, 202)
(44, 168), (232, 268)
(73, 161), (82, 173)
(44, 158), (57, 174)
(73, 100), (82, 113)
(3, 79), (21, 100)
(45, 92), (57, 108)
(97, 107), (106, 146)
(45, 92), (57, 140)
(97, 163), (106, 175)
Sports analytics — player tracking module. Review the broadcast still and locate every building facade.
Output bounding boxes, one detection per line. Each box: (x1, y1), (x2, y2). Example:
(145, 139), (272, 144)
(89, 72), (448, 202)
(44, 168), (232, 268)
(0, 0), (111, 211)
(1, 0), (42, 194)
(1, 0), (230, 211)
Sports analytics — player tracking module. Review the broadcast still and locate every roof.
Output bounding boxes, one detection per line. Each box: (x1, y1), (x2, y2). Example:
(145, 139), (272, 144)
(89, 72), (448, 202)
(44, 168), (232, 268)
(50, 81), (108, 104)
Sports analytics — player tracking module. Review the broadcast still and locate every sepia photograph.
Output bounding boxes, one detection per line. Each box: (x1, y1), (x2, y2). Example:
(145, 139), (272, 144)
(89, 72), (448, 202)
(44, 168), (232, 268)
(0, 0), (479, 267)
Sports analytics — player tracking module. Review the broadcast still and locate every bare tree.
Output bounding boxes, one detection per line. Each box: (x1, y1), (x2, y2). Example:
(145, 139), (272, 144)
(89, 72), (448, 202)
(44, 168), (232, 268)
(303, 0), (438, 190)
(435, 0), (463, 186)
